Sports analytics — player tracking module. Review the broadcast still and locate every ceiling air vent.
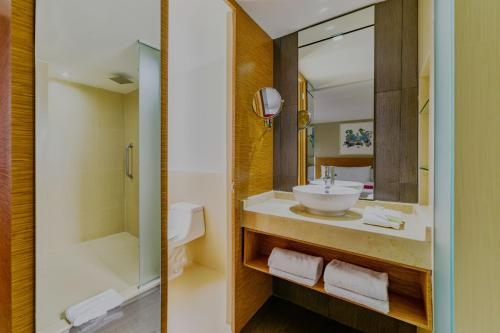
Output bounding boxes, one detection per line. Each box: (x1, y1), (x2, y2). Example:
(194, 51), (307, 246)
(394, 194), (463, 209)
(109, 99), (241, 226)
(109, 74), (134, 85)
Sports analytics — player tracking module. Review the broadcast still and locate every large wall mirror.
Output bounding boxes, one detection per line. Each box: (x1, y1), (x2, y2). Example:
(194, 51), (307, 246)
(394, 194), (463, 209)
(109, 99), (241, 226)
(278, 2), (419, 203)
(298, 7), (375, 200)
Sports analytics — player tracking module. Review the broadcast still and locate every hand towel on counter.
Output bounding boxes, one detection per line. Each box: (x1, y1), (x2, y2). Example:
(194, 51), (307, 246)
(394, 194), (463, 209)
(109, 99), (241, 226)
(324, 284), (389, 314)
(269, 267), (318, 287)
(268, 247), (323, 286)
(324, 259), (389, 301)
(363, 206), (405, 230)
(66, 289), (125, 327)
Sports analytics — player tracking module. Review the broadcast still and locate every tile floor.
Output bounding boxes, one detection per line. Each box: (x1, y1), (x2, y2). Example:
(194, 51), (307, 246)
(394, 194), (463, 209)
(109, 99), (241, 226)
(37, 232), (143, 333)
(69, 263), (231, 333)
(70, 278), (360, 333)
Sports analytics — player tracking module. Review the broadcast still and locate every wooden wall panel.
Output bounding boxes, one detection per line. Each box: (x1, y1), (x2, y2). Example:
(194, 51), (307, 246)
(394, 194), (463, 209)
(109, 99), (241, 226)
(375, 0), (402, 93)
(161, 0), (168, 332)
(375, 0), (418, 203)
(375, 91), (402, 201)
(11, 0), (35, 332)
(400, 0), (419, 203)
(402, 0), (419, 90)
(226, 1), (274, 331)
(273, 33), (298, 192)
(0, 3), (12, 332)
(400, 87), (419, 203)
(455, 0), (500, 332)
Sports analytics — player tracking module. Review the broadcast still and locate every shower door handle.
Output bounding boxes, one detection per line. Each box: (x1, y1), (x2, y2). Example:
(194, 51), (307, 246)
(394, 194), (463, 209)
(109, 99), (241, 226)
(125, 143), (134, 179)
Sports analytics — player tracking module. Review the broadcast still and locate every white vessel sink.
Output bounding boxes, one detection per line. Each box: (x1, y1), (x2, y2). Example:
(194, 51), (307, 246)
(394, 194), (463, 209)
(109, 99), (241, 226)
(309, 179), (364, 192)
(293, 185), (361, 216)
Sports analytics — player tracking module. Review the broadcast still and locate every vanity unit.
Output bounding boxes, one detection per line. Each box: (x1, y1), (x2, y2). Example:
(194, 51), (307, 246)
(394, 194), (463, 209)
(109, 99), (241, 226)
(236, 0), (433, 332)
(241, 191), (433, 330)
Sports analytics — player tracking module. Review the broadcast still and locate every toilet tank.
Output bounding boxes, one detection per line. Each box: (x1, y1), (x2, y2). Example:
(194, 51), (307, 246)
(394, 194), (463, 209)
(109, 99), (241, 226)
(168, 202), (205, 248)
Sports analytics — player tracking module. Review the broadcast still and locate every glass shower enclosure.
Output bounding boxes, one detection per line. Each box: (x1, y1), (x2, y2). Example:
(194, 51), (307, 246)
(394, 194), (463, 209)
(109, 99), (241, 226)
(138, 41), (161, 286)
(35, 39), (161, 331)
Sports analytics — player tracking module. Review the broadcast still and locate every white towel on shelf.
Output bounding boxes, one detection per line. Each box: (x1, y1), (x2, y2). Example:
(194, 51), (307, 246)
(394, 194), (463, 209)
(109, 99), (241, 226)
(324, 259), (389, 301)
(269, 267), (317, 287)
(363, 206), (405, 229)
(268, 247), (323, 283)
(66, 289), (125, 327)
(324, 284), (390, 314)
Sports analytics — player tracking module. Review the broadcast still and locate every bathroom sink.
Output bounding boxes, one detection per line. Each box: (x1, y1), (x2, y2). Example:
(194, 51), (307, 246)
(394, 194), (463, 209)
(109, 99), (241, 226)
(309, 179), (364, 192)
(293, 185), (361, 216)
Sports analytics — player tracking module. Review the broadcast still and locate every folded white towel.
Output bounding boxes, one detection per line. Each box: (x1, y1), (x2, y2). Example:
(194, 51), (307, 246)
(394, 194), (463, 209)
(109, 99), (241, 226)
(269, 267), (317, 287)
(66, 289), (125, 327)
(324, 259), (389, 301)
(268, 247), (323, 282)
(363, 206), (405, 229)
(324, 283), (390, 314)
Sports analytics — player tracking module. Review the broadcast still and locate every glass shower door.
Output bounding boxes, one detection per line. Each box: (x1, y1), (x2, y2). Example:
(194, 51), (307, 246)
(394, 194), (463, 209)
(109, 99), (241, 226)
(138, 41), (161, 286)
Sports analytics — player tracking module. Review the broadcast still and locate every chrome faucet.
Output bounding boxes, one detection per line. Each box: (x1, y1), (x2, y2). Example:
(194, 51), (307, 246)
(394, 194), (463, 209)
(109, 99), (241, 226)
(322, 166), (335, 193)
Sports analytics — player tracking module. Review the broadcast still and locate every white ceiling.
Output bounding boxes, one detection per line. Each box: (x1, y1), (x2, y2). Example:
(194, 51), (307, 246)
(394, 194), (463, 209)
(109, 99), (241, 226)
(311, 80), (373, 123)
(36, 0), (161, 94)
(299, 26), (374, 89)
(236, 0), (383, 39)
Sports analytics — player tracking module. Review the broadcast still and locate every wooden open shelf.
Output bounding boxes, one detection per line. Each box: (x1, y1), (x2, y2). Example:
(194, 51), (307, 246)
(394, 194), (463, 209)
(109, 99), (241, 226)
(243, 229), (433, 330)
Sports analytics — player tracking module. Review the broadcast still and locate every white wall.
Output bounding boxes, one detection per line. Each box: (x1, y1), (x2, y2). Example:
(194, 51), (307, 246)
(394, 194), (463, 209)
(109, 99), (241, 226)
(168, 0), (231, 273)
(36, 71), (128, 263)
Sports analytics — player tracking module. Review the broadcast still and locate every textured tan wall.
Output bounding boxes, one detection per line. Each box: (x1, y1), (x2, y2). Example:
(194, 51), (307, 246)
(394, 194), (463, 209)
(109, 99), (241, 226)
(226, 0), (274, 331)
(6, 1), (36, 331)
(455, 0), (500, 332)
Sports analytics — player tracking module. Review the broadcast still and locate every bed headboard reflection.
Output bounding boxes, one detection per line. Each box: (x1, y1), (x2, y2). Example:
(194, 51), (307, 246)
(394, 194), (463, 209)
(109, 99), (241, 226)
(314, 157), (374, 179)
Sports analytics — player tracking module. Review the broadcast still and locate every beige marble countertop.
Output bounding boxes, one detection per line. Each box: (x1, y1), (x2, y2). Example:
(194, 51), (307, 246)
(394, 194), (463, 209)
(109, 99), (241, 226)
(243, 191), (432, 242)
(242, 191), (433, 269)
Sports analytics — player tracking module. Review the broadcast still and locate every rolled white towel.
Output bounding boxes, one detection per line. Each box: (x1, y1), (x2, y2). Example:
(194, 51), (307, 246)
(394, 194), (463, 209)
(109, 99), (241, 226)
(324, 259), (389, 301)
(324, 283), (389, 314)
(66, 289), (125, 327)
(268, 247), (323, 283)
(269, 267), (317, 287)
(363, 206), (405, 230)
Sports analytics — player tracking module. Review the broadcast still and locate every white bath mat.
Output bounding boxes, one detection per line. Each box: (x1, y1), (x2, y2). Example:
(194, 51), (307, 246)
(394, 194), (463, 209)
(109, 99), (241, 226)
(66, 289), (124, 327)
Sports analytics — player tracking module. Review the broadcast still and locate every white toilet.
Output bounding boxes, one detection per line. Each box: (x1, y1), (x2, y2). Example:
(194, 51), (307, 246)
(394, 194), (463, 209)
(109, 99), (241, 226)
(168, 202), (205, 280)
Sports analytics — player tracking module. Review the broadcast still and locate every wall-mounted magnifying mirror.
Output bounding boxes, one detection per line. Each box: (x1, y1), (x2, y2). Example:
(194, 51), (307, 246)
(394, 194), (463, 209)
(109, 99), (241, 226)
(252, 87), (284, 127)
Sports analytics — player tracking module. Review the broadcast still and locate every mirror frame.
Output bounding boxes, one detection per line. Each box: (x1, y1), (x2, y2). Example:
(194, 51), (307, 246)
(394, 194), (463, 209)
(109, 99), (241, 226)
(252, 87), (284, 127)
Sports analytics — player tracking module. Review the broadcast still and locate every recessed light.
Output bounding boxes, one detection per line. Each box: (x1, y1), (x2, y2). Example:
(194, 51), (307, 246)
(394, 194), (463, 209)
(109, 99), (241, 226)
(319, 7), (329, 14)
(332, 35), (344, 42)
(325, 25), (336, 31)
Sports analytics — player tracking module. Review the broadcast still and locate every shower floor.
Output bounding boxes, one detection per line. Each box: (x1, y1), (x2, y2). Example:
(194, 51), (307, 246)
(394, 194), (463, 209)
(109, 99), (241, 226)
(37, 232), (143, 333)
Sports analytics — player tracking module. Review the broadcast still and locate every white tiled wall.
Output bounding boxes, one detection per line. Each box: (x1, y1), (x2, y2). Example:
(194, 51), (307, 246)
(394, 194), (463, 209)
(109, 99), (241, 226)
(37, 76), (140, 259)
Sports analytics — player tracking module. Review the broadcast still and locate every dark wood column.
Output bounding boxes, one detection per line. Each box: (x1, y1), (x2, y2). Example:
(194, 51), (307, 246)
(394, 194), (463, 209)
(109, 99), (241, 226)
(273, 33), (298, 192)
(375, 0), (418, 202)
